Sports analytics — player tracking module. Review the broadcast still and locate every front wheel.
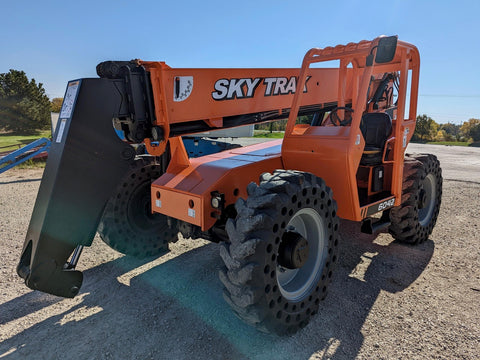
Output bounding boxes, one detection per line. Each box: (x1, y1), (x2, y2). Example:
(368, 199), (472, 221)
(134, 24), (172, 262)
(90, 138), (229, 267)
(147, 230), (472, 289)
(98, 156), (178, 258)
(220, 170), (339, 335)
(389, 153), (442, 245)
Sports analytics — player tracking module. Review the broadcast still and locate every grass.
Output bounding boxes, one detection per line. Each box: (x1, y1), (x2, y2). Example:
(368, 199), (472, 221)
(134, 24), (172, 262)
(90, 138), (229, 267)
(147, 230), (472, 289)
(15, 159), (47, 169)
(253, 131), (285, 138)
(0, 130), (51, 152)
(426, 141), (469, 146)
(252, 132), (474, 146)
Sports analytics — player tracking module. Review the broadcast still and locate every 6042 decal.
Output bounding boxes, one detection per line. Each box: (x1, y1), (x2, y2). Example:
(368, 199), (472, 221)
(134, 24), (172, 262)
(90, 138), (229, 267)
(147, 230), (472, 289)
(378, 198), (395, 211)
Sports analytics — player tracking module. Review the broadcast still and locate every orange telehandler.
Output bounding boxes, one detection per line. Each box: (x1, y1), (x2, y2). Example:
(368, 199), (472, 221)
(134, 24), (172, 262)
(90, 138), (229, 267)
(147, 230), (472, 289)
(16, 36), (442, 334)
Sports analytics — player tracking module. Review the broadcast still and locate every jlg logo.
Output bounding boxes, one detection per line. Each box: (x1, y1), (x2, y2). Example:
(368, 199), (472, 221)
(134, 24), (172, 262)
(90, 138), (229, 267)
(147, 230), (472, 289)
(378, 198), (395, 211)
(212, 76), (311, 101)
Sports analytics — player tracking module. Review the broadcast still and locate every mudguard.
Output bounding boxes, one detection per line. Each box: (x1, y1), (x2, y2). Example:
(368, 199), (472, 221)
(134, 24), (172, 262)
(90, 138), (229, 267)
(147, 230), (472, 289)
(17, 78), (137, 298)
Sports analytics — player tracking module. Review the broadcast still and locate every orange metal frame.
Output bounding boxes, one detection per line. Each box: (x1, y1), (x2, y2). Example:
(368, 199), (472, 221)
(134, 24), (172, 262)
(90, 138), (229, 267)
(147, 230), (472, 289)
(282, 38), (420, 220)
(142, 37), (420, 230)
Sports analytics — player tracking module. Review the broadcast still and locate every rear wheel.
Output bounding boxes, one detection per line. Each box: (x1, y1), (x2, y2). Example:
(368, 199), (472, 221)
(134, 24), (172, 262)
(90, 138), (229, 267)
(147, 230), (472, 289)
(389, 153), (442, 245)
(220, 170), (339, 334)
(98, 156), (178, 258)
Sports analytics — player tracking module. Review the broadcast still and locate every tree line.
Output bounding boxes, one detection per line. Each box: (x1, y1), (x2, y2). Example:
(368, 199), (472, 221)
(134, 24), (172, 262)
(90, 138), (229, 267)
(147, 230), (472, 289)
(255, 113), (480, 143)
(413, 115), (480, 143)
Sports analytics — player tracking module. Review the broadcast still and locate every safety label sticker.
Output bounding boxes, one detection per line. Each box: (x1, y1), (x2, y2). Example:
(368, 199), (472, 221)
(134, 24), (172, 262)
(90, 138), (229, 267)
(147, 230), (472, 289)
(403, 127), (410, 148)
(55, 119), (67, 143)
(60, 81), (80, 118)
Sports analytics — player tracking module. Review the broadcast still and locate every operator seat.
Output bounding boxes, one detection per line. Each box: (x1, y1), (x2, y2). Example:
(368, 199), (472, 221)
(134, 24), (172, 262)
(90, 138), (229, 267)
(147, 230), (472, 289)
(360, 112), (392, 165)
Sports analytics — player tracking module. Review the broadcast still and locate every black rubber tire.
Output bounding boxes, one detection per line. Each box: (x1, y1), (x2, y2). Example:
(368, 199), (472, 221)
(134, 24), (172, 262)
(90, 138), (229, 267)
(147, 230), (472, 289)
(220, 170), (339, 335)
(389, 153), (442, 245)
(98, 156), (178, 258)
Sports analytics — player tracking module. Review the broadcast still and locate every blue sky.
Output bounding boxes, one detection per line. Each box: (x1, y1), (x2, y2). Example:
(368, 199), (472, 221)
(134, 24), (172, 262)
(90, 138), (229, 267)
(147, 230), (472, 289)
(1, 0), (479, 124)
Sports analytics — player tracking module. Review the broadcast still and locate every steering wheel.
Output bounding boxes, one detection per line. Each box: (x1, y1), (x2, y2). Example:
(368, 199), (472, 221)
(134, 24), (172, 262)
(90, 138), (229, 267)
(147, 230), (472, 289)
(330, 107), (354, 126)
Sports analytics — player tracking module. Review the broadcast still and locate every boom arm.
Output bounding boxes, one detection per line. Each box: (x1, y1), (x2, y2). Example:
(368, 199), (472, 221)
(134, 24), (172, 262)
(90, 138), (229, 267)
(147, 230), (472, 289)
(98, 60), (353, 155)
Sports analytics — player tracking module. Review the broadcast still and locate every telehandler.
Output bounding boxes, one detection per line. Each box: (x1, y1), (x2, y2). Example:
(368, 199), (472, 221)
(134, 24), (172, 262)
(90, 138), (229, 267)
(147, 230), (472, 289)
(16, 36), (442, 334)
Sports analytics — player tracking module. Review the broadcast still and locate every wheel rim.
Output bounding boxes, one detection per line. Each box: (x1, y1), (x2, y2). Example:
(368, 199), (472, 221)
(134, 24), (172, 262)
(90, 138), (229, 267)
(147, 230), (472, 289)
(277, 208), (327, 301)
(418, 173), (436, 226)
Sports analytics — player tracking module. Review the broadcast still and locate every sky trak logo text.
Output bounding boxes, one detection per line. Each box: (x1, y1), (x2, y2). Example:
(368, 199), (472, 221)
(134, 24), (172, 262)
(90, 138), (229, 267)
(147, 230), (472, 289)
(212, 76), (311, 101)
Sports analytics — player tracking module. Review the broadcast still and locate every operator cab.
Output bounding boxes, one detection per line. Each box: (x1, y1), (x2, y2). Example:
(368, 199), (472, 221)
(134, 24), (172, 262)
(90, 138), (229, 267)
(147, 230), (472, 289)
(359, 112), (392, 165)
(310, 108), (393, 165)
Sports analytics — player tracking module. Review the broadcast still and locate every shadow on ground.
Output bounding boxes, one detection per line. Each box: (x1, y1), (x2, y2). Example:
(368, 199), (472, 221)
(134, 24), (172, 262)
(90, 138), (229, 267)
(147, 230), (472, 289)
(0, 178), (42, 185)
(0, 220), (434, 360)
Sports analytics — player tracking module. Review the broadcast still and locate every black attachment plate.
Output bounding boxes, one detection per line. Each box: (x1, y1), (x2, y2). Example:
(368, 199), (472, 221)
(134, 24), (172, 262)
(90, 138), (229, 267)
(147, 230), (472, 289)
(17, 78), (137, 297)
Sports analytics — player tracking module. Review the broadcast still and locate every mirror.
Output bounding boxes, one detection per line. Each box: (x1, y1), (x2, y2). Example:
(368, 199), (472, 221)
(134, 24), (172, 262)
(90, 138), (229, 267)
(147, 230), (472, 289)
(375, 36), (398, 64)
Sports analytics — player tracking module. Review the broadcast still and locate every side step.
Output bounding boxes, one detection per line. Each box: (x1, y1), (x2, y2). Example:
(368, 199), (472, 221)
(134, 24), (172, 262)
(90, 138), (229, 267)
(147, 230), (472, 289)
(361, 211), (391, 234)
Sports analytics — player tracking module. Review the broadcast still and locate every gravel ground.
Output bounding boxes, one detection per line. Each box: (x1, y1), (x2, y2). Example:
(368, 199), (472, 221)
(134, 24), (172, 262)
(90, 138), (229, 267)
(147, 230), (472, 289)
(0, 142), (479, 359)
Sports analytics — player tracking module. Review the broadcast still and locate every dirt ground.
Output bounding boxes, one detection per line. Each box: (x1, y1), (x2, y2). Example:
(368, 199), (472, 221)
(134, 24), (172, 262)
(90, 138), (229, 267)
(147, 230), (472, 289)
(0, 143), (479, 359)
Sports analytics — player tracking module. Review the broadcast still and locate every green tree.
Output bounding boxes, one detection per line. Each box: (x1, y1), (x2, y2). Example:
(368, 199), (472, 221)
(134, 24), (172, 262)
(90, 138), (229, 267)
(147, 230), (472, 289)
(413, 114), (438, 141)
(0, 69), (51, 134)
(460, 118), (480, 142)
(470, 124), (480, 142)
(440, 122), (461, 141)
(50, 97), (63, 113)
